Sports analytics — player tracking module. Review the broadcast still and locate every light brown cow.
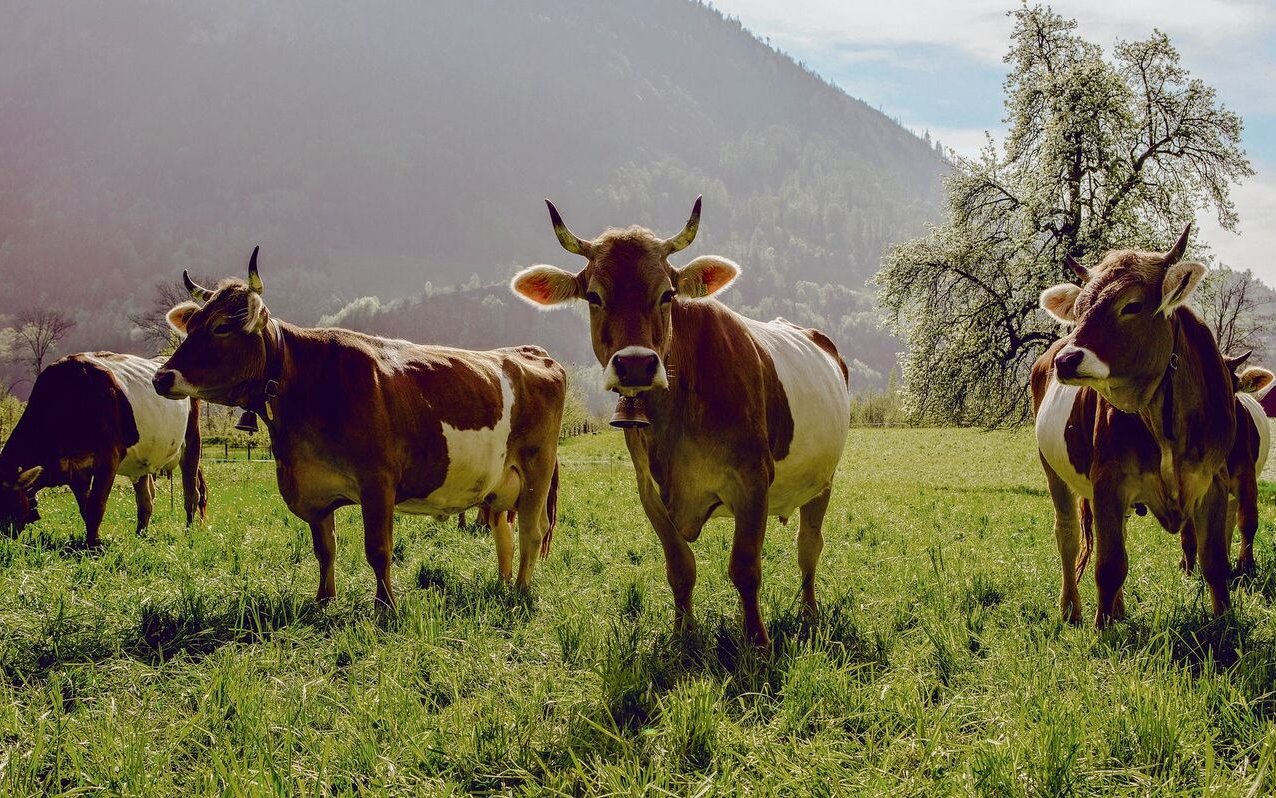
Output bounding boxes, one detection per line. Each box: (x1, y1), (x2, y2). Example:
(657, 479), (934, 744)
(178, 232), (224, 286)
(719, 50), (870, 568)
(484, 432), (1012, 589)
(154, 248), (566, 609)
(1033, 226), (1236, 627)
(511, 197), (850, 647)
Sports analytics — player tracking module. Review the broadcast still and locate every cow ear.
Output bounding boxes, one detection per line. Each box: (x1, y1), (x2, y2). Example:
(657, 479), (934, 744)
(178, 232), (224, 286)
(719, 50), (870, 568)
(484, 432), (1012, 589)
(243, 293), (269, 333)
(16, 466), (41, 490)
(166, 302), (200, 334)
(1238, 367), (1276, 396)
(1039, 283), (1081, 323)
(1158, 261), (1206, 315)
(676, 256), (740, 299)
(510, 266), (581, 308)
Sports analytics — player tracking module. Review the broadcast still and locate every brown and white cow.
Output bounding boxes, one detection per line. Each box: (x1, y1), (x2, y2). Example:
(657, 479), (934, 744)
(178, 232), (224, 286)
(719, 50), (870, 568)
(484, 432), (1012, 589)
(154, 248), (565, 609)
(0, 352), (206, 544)
(1033, 226), (1236, 627)
(511, 197), (850, 647)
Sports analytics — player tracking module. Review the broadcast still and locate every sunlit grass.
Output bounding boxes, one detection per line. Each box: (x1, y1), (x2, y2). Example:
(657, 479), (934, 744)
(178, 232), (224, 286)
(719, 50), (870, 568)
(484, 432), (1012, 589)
(0, 428), (1274, 794)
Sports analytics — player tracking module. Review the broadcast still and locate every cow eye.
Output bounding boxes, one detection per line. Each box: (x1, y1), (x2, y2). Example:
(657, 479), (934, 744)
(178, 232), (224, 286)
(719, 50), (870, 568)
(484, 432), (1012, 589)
(660, 290), (676, 305)
(585, 291), (603, 308)
(1121, 302), (1143, 316)
(212, 321), (234, 336)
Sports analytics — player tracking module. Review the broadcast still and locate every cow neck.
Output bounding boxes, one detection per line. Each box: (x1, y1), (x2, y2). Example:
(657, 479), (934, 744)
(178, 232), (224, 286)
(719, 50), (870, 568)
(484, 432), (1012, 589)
(1136, 315), (1193, 505)
(249, 317), (286, 423)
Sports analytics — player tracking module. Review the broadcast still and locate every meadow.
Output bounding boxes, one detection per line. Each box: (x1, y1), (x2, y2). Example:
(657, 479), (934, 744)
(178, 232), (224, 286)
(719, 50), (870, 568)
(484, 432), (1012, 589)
(2, 428), (1275, 796)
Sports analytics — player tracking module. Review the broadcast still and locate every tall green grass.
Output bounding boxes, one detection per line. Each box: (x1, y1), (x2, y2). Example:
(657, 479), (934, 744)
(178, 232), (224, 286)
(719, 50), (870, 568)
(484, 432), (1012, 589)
(0, 429), (1273, 795)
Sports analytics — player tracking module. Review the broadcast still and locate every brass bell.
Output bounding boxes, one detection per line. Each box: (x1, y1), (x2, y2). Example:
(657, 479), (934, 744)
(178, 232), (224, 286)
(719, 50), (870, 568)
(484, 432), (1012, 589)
(234, 410), (260, 433)
(609, 395), (650, 429)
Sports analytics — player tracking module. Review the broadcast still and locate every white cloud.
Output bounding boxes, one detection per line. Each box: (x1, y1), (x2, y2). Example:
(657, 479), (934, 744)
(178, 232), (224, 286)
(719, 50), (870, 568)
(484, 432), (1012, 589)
(1197, 162), (1276, 284)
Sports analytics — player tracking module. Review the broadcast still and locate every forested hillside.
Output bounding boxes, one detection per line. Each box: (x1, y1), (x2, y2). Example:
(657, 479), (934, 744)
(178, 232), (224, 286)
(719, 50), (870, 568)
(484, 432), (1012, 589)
(1, 0), (948, 390)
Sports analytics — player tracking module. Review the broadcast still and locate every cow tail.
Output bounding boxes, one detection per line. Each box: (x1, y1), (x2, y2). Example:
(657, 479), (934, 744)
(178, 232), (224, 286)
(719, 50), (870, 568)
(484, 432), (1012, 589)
(540, 458), (560, 558)
(1075, 498), (1094, 581)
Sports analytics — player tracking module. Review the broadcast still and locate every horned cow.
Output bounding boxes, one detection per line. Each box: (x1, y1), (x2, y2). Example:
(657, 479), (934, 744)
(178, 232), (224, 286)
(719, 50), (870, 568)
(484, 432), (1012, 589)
(1033, 226), (1236, 627)
(512, 197), (850, 647)
(155, 249), (566, 609)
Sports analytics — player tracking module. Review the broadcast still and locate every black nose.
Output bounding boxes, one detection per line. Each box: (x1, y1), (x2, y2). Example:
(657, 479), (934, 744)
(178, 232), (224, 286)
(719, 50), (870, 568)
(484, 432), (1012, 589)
(613, 352), (659, 387)
(1055, 349), (1084, 380)
(153, 370), (176, 396)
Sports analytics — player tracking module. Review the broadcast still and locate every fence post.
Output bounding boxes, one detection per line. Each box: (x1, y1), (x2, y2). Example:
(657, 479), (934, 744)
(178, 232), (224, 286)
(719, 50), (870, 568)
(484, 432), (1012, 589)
(247, 441), (253, 461)
(224, 441), (229, 459)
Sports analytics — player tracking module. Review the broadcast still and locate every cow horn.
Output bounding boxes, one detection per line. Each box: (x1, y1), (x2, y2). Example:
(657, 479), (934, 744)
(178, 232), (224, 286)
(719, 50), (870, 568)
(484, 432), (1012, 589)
(183, 270), (214, 302)
(1065, 254), (1089, 282)
(1164, 224), (1191, 266)
(664, 195), (702, 254)
(545, 200), (593, 258)
(1225, 350), (1253, 371)
(247, 245), (263, 294)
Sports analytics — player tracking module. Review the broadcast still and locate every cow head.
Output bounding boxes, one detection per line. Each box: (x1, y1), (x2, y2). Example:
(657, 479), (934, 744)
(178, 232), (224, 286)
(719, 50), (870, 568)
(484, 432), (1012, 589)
(153, 246), (273, 405)
(1039, 226), (1205, 412)
(0, 465), (42, 535)
(510, 197), (739, 395)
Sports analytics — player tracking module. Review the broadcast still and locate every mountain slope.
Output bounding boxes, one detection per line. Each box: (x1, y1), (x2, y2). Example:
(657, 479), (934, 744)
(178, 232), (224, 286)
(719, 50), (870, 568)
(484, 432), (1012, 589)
(0, 0), (947, 384)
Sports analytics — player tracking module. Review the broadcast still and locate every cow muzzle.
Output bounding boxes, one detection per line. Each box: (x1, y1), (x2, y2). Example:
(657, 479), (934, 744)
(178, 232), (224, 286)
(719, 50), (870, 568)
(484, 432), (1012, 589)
(604, 346), (668, 395)
(152, 369), (190, 399)
(1053, 345), (1110, 383)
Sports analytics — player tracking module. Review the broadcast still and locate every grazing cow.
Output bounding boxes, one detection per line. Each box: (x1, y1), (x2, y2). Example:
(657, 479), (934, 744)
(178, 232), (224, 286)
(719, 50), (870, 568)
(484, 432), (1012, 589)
(154, 248), (566, 609)
(511, 197), (850, 647)
(1033, 226), (1236, 627)
(0, 352), (206, 544)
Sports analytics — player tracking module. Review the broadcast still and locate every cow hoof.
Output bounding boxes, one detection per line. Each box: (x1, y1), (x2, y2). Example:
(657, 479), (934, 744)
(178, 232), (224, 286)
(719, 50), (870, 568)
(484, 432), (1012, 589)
(1179, 556), (1196, 574)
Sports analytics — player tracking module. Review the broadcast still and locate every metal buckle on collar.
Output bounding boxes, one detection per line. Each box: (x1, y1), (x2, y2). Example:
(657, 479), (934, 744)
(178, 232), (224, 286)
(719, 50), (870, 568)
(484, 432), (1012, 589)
(1168, 353), (1180, 371)
(264, 379), (280, 401)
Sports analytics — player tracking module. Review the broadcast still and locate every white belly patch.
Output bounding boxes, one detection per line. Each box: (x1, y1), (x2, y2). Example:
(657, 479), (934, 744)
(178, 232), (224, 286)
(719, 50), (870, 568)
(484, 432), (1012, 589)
(744, 316), (851, 517)
(1035, 378), (1092, 498)
(85, 354), (191, 480)
(1239, 392), (1270, 473)
(397, 372), (515, 515)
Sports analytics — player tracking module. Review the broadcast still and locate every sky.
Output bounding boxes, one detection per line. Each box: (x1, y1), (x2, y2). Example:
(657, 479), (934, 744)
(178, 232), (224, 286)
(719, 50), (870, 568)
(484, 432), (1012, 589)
(713, 0), (1276, 282)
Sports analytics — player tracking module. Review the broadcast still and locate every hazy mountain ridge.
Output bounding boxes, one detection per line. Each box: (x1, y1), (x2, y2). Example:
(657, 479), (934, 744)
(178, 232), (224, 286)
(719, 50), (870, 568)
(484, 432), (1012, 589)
(0, 0), (948, 386)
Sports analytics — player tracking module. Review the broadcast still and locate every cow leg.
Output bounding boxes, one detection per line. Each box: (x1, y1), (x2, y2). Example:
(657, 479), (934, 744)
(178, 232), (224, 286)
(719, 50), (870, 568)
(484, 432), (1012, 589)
(492, 509), (514, 583)
(1091, 483), (1128, 628)
(728, 497), (770, 649)
(635, 478), (697, 635)
(309, 512), (338, 603)
(1196, 478), (1232, 616)
(1180, 521), (1198, 573)
(1235, 474), (1258, 576)
(78, 463), (118, 548)
(359, 485), (397, 610)
(797, 485), (831, 617)
(512, 456), (556, 588)
(180, 455), (201, 527)
(1040, 454), (1083, 624)
(133, 475), (155, 533)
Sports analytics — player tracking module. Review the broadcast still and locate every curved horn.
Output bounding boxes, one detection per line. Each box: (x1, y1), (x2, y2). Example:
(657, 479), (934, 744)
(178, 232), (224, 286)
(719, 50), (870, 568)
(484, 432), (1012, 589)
(247, 245), (263, 294)
(183, 270), (214, 302)
(1164, 224), (1191, 266)
(545, 200), (593, 257)
(1225, 350), (1253, 372)
(1065, 254), (1089, 283)
(664, 195), (702, 254)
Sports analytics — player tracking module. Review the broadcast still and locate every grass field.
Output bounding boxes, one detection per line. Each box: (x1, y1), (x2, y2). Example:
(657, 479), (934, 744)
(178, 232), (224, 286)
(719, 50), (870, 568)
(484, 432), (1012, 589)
(2, 428), (1276, 795)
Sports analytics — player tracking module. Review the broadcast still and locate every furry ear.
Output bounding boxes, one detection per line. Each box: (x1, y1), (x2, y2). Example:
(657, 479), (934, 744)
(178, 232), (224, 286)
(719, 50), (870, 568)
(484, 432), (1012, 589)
(676, 255), (740, 299)
(1238, 366), (1276, 397)
(510, 266), (581, 308)
(1039, 284), (1081, 323)
(166, 302), (200, 334)
(16, 466), (42, 490)
(1158, 261), (1206, 315)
